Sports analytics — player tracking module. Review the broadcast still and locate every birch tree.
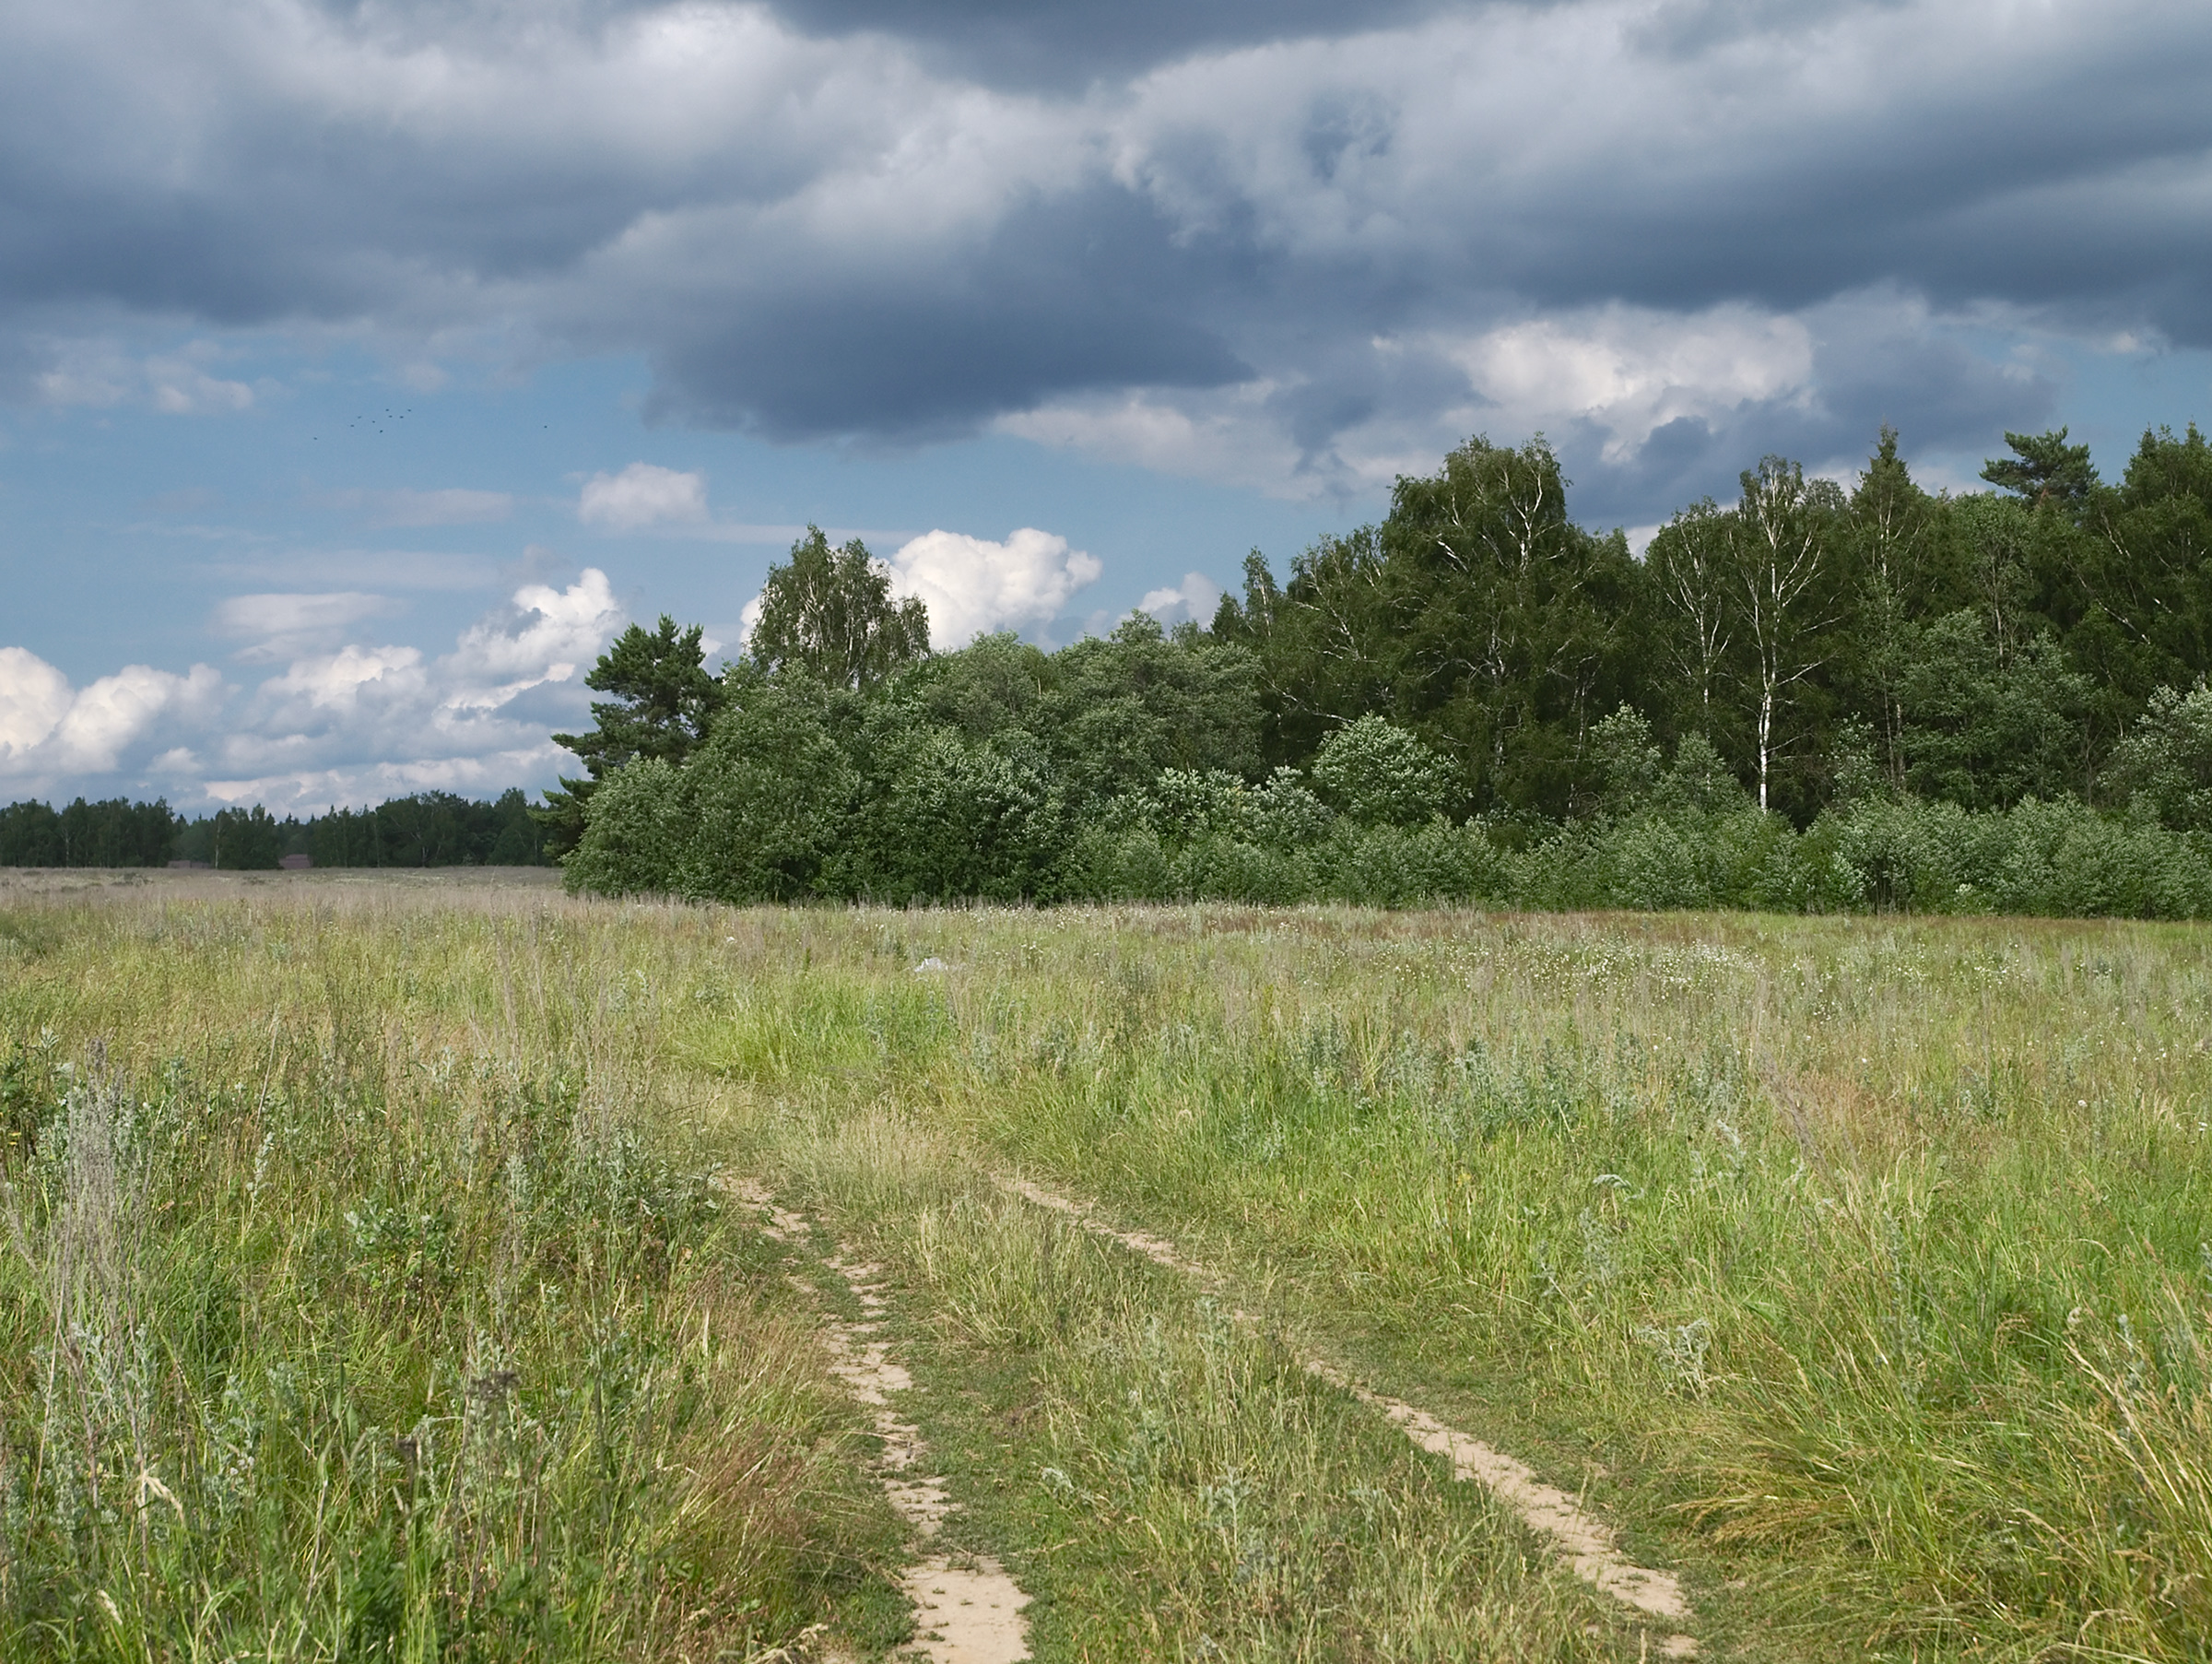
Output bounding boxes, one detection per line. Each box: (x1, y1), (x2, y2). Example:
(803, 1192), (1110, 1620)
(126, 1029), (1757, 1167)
(748, 525), (930, 690)
(1731, 456), (1839, 813)
(1645, 498), (1734, 738)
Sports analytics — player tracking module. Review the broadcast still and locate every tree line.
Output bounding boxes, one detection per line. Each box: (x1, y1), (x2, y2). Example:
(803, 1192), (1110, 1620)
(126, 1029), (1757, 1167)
(0, 790), (549, 869)
(1213, 422), (2212, 823)
(16, 422), (2209, 911)
(545, 426), (2212, 917)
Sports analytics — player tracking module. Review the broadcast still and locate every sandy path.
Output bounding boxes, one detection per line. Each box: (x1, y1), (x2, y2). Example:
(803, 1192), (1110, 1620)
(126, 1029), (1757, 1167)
(728, 1181), (1032, 1664)
(1003, 1176), (1698, 1658)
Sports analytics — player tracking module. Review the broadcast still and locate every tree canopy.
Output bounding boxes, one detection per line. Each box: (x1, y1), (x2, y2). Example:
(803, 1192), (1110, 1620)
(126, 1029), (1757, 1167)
(747, 526), (930, 690)
(523, 413), (2212, 918)
(535, 615), (725, 856)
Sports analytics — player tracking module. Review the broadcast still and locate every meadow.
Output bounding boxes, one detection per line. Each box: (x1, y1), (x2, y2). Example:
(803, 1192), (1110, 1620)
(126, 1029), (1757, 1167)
(1, 867), (2208, 1661)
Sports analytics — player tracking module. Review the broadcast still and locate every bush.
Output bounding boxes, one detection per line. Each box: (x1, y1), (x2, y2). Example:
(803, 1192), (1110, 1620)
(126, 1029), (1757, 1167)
(851, 726), (1072, 903)
(676, 682), (857, 902)
(2109, 682), (2212, 832)
(1070, 825), (1174, 902)
(1809, 794), (2212, 919)
(563, 697), (2212, 922)
(560, 757), (689, 898)
(566, 680), (858, 903)
(1311, 717), (1454, 827)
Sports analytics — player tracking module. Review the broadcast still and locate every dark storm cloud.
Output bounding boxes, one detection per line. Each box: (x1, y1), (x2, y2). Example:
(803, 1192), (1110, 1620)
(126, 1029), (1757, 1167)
(1489, 48), (2212, 329)
(767, 0), (1441, 88)
(637, 187), (1253, 440)
(1, 0), (2206, 514)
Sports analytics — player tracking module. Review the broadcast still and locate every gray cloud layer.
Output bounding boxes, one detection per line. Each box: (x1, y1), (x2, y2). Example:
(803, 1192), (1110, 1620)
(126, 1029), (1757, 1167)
(5, 0), (2207, 518)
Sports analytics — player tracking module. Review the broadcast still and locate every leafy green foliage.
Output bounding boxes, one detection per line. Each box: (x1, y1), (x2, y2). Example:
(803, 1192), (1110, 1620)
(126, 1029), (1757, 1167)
(0, 797), (179, 866)
(2, 791), (552, 870)
(679, 678), (861, 903)
(168, 804), (285, 868)
(568, 676), (860, 903)
(1585, 705), (1665, 814)
(538, 615), (726, 856)
(1219, 437), (1638, 814)
(1897, 611), (2091, 808)
(1030, 616), (1263, 801)
(747, 526), (929, 690)
(556, 756), (691, 898)
(308, 788), (547, 867)
(846, 725), (1070, 903)
(544, 413), (2212, 921)
(1309, 714), (1453, 826)
(1982, 425), (2100, 513)
(2110, 680), (2212, 832)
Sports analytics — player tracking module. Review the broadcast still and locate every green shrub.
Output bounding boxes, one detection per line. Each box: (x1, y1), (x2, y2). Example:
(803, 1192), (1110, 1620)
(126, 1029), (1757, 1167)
(567, 714), (2212, 920)
(850, 726), (1074, 903)
(561, 756), (688, 898)
(1311, 716), (1455, 827)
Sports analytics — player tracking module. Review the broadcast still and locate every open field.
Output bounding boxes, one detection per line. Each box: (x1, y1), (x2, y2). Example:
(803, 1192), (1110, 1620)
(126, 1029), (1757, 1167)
(3, 872), (2209, 1661)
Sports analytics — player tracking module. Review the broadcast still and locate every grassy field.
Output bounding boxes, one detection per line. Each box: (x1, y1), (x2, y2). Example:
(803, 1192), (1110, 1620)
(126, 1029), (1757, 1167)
(2, 869), (2208, 1661)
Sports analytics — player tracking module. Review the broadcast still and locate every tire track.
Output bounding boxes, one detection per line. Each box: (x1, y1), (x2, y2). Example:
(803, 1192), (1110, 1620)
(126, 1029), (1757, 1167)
(728, 1180), (1032, 1664)
(1001, 1175), (1698, 1658)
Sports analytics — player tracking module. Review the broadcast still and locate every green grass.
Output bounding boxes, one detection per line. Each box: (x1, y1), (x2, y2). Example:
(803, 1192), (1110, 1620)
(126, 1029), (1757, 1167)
(772, 1106), (1634, 1661)
(6, 887), (2212, 1660)
(0, 892), (909, 1661)
(688, 906), (2212, 1660)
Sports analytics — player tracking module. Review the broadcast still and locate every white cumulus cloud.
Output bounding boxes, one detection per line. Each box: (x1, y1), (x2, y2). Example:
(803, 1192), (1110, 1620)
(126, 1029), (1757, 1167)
(0, 646), (224, 785)
(2, 567), (625, 812)
(1434, 303), (1819, 465)
(219, 568), (623, 809)
(1134, 572), (1225, 630)
(0, 647), (74, 761)
(213, 592), (407, 662)
(445, 568), (622, 709)
(885, 527), (1102, 649)
(263, 644), (428, 714)
(54, 666), (226, 772)
(579, 463), (710, 529)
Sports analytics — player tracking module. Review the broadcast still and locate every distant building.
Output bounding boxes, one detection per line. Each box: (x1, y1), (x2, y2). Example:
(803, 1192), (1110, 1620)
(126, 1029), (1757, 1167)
(279, 854), (313, 870)
(167, 859), (212, 870)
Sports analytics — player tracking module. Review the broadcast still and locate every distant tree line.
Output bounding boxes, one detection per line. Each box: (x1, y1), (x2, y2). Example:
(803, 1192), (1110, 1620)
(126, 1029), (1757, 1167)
(550, 422), (2212, 917)
(0, 797), (179, 867)
(0, 790), (548, 869)
(290, 791), (547, 868)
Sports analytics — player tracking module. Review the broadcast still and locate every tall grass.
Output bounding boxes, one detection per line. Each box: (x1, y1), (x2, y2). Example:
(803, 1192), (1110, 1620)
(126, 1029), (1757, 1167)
(9, 887), (2212, 1660)
(682, 907), (2212, 1660)
(0, 892), (901, 1661)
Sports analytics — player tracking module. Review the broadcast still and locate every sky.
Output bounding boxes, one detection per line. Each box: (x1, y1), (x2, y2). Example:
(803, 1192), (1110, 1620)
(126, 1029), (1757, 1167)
(4, 0), (2211, 814)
